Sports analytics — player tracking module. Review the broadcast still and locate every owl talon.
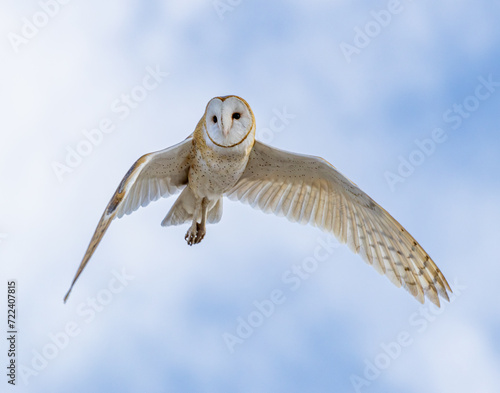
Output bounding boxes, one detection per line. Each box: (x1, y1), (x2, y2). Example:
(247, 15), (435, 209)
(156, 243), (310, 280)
(185, 222), (206, 246)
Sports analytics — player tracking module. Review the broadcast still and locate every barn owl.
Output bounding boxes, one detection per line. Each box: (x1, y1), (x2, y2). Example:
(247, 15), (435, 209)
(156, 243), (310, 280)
(64, 95), (452, 307)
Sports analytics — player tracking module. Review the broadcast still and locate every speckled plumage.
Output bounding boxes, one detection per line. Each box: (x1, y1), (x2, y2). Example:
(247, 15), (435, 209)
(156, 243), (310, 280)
(189, 105), (254, 202)
(64, 95), (451, 308)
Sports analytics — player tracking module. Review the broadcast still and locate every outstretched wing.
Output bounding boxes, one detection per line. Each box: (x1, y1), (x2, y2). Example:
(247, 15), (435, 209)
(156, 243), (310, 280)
(227, 141), (451, 306)
(64, 138), (193, 302)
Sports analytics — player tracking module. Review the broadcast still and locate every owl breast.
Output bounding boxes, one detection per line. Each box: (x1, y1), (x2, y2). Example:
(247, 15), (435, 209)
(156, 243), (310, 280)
(188, 138), (252, 200)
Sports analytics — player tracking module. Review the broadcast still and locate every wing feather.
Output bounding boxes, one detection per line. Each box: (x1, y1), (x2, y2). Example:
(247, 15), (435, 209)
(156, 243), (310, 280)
(227, 141), (451, 306)
(64, 138), (192, 302)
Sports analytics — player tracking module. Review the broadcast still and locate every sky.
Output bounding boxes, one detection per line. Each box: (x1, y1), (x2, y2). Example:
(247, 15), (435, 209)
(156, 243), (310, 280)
(0, 0), (499, 392)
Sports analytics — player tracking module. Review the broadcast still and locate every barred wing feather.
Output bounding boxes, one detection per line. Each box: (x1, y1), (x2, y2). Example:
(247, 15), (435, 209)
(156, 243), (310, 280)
(64, 138), (192, 302)
(227, 141), (451, 307)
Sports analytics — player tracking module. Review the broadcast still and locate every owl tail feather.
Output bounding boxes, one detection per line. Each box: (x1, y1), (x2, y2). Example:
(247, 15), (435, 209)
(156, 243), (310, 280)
(162, 187), (196, 226)
(207, 198), (223, 224)
(161, 187), (223, 226)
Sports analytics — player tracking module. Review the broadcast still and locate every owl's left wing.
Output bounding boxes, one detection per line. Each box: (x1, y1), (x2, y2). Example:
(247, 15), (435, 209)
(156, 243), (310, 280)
(227, 141), (451, 307)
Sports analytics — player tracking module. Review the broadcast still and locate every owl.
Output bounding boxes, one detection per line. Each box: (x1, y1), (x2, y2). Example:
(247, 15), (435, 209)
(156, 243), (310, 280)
(64, 95), (452, 307)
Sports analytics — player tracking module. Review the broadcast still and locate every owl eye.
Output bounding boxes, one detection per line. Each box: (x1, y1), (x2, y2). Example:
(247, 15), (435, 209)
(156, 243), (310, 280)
(212, 116), (217, 123)
(232, 113), (241, 120)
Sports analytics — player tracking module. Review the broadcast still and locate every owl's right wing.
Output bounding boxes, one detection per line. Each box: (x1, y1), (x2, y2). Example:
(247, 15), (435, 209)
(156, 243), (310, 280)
(64, 137), (193, 302)
(227, 141), (451, 307)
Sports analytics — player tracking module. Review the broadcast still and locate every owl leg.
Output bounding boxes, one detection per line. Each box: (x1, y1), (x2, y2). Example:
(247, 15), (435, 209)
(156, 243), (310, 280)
(185, 197), (208, 246)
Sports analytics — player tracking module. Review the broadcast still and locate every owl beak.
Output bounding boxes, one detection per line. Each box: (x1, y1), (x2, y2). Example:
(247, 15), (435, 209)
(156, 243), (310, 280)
(221, 118), (231, 137)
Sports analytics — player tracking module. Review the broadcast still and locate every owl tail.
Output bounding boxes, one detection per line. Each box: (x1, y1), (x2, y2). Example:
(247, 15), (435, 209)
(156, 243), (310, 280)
(161, 187), (223, 226)
(207, 198), (223, 224)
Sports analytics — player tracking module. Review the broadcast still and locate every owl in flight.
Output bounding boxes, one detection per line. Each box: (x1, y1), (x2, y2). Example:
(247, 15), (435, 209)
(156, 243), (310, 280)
(64, 96), (452, 306)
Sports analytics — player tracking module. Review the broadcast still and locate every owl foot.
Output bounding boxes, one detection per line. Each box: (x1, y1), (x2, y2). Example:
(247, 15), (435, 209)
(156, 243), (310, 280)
(185, 222), (206, 246)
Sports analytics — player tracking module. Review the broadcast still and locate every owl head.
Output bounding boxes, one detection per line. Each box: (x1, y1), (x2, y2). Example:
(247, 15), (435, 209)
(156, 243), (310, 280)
(204, 95), (255, 148)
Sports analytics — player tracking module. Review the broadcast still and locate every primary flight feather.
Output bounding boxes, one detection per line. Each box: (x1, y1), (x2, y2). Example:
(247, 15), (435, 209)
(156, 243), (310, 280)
(64, 95), (452, 306)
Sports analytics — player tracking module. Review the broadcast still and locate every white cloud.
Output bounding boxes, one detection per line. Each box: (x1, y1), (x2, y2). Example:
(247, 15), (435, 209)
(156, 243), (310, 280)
(1, 0), (499, 392)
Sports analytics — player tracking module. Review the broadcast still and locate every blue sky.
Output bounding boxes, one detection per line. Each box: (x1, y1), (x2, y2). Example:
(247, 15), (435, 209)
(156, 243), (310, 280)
(1, 1), (499, 392)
